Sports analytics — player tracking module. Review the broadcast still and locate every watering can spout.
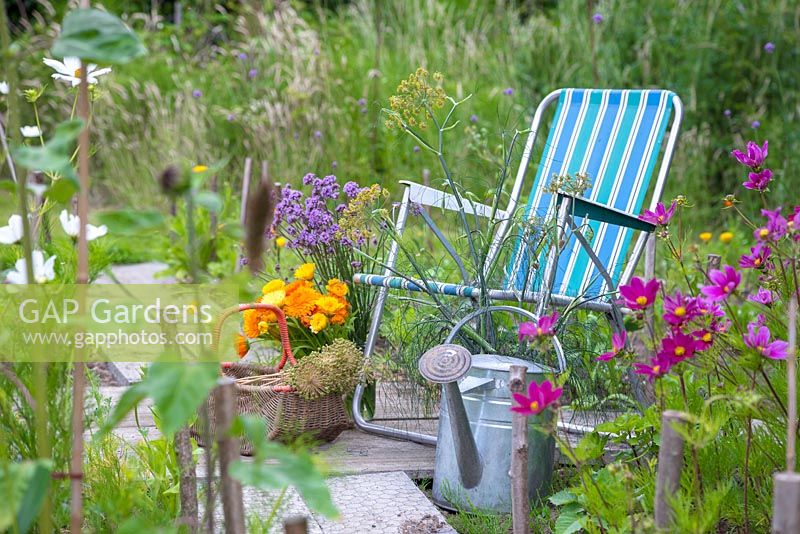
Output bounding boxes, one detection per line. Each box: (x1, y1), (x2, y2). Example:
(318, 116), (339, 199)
(419, 344), (483, 489)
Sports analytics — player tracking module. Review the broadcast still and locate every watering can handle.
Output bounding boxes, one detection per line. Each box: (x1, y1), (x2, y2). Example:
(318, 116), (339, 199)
(444, 305), (567, 373)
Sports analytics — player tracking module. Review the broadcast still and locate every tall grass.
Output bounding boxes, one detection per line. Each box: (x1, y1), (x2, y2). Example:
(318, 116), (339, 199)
(6, 0), (796, 226)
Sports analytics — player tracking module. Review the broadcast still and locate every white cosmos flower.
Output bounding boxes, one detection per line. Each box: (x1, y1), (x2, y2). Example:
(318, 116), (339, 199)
(0, 215), (24, 244)
(0, 81), (8, 95)
(59, 210), (108, 241)
(6, 250), (56, 284)
(20, 125), (42, 138)
(42, 57), (112, 87)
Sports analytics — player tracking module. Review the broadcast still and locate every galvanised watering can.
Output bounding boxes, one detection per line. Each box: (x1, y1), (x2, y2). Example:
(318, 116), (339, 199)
(418, 306), (566, 513)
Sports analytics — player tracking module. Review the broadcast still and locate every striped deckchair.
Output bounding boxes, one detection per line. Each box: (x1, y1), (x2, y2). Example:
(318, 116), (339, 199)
(352, 88), (683, 443)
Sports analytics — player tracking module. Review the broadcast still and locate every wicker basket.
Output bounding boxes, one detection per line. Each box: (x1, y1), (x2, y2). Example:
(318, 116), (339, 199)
(192, 303), (351, 455)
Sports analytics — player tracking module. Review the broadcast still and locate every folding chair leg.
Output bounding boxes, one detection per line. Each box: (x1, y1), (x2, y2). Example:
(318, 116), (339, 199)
(351, 189), (437, 446)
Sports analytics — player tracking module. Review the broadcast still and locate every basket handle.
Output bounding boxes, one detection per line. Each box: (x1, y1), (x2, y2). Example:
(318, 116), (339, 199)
(214, 303), (296, 370)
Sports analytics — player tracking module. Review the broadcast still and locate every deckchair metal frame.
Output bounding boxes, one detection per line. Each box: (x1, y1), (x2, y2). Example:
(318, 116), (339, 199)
(352, 88), (684, 445)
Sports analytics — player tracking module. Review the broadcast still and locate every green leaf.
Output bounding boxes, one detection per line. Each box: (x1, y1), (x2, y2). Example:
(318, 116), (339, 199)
(144, 362), (219, 436)
(549, 488), (578, 506)
(574, 432), (607, 463)
(12, 119), (83, 179)
(15, 460), (52, 533)
(231, 416), (338, 519)
(194, 191), (222, 213)
(554, 503), (585, 534)
(97, 382), (148, 437)
(96, 209), (165, 235)
(51, 8), (146, 64)
(0, 459), (53, 533)
(45, 176), (79, 203)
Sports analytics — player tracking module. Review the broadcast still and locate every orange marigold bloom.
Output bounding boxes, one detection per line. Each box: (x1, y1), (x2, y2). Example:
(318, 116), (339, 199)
(284, 286), (321, 318)
(235, 334), (249, 358)
(294, 263), (316, 281)
(309, 312), (329, 333)
(326, 278), (349, 298)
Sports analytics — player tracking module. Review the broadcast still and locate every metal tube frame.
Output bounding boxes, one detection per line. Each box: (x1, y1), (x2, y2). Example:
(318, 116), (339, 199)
(352, 90), (684, 445)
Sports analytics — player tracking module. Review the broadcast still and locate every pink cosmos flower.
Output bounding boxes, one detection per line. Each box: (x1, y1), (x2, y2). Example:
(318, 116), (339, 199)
(639, 201), (677, 226)
(618, 277), (660, 310)
(691, 329), (715, 351)
(761, 207), (788, 241)
(739, 244), (771, 269)
(697, 298), (725, 318)
(743, 168), (773, 191)
(518, 311), (559, 340)
(597, 330), (627, 362)
(743, 322), (788, 360)
(747, 287), (775, 306)
(700, 265), (740, 301)
(658, 331), (698, 364)
(634, 354), (673, 381)
(663, 291), (699, 326)
(510, 379), (563, 416)
(731, 140), (768, 169)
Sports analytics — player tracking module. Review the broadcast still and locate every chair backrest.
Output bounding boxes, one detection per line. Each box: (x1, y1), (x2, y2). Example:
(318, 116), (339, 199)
(502, 88), (682, 300)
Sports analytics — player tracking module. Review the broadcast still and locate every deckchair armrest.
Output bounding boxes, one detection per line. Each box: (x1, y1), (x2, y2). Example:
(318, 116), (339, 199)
(556, 192), (656, 232)
(399, 180), (506, 219)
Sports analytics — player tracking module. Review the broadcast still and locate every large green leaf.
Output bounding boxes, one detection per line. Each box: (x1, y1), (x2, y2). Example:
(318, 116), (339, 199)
(553, 503), (585, 534)
(51, 8), (145, 64)
(0, 459), (53, 533)
(12, 119), (83, 180)
(143, 362), (219, 436)
(230, 416), (338, 519)
(194, 191), (222, 213)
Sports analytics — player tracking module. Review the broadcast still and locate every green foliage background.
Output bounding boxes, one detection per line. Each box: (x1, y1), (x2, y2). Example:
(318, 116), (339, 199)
(4, 0), (796, 227)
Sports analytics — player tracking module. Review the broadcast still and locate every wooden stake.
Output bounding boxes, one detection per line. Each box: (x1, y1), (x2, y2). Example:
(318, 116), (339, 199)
(509, 365), (530, 534)
(175, 426), (198, 532)
(787, 298), (797, 472)
(654, 410), (685, 530)
(772, 299), (800, 533)
(283, 515), (309, 534)
(69, 32), (91, 530)
(236, 157), (252, 272)
(216, 377), (246, 534)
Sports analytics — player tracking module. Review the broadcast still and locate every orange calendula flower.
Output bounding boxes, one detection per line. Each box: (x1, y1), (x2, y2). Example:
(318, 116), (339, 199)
(243, 307), (275, 338)
(326, 278), (349, 298)
(699, 232), (712, 242)
(294, 263), (316, 281)
(315, 295), (346, 316)
(259, 289), (286, 309)
(719, 231), (733, 244)
(235, 334), (249, 358)
(309, 312), (329, 333)
(285, 279), (312, 295)
(284, 286), (321, 318)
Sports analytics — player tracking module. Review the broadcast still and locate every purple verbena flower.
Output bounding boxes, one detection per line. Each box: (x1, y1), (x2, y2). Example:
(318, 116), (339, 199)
(357, 98), (366, 106)
(592, 13), (603, 24)
(248, 68), (258, 79)
(503, 87), (514, 96)
(192, 89), (202, 98)
(724, 109), (732, 117)
(237, 52), (248, 60)
(751, 120), (761, 129)
(470, 114), (478, 123)
(764, 42), (775, 54)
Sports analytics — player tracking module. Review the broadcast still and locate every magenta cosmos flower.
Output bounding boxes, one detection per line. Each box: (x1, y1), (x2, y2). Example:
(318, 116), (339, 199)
(747, 287), (775, 306)
(634, 354), (673, 380)
(658, 331), (699, 363)
(731, 140), (768, 169)
(692, 329), (715, 350)
(597, 330), (626, 361)
(754, 207), (788, 242)
(663, 291), (699, 326)
(743, 169), (773, 191)
(518, 311), (559, 340)
(639, 201), (677, 226)
(618, 276), (660, 310)
(700, 265), (740, 301)
(743, 322), (788, 360)
(510, 379), (563, 416)
(739, 244), (771, 269)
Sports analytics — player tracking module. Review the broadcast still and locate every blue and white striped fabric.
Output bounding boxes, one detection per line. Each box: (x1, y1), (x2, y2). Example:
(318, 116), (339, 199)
(352, 274), (481, 298)
(506, 89), (674, 300)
